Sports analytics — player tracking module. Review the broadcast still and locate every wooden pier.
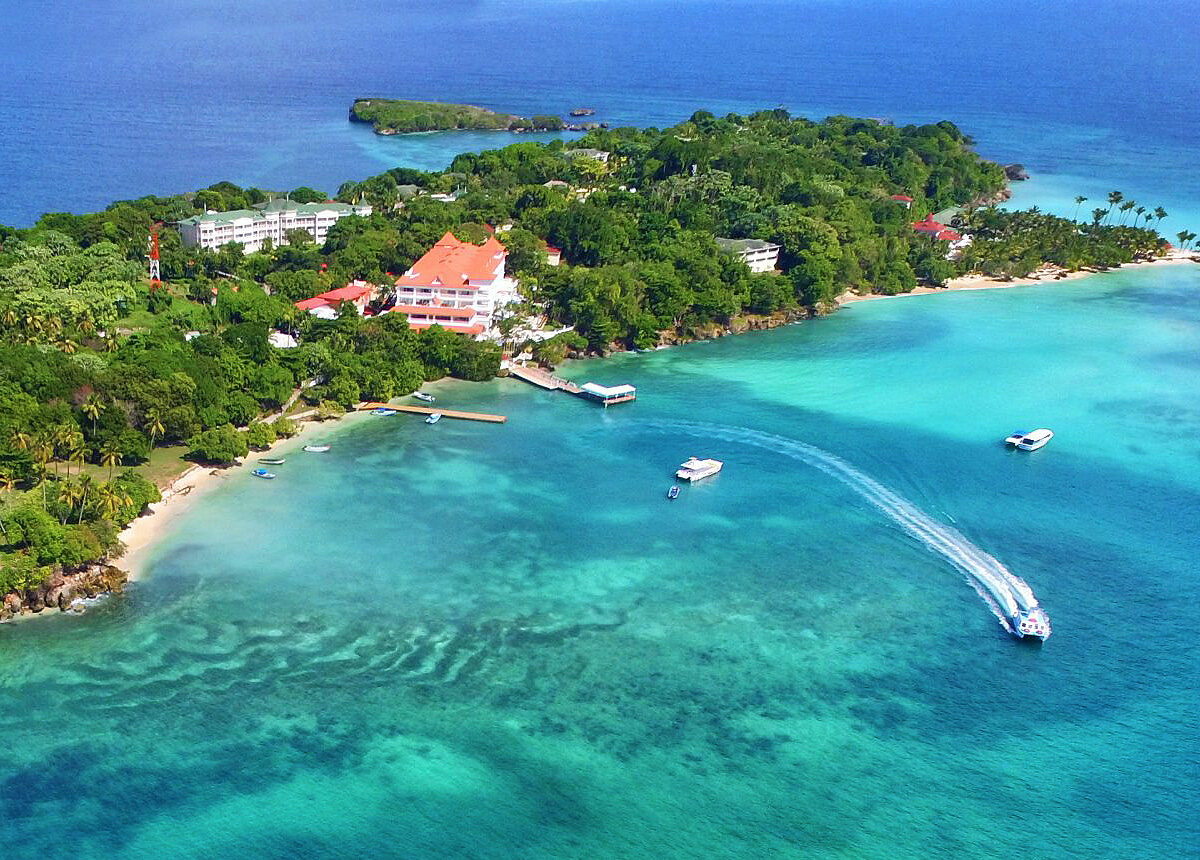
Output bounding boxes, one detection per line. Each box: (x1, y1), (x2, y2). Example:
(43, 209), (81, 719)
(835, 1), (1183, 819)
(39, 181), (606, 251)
(506, 363), (581, 394)
(359, 402), (507, 423)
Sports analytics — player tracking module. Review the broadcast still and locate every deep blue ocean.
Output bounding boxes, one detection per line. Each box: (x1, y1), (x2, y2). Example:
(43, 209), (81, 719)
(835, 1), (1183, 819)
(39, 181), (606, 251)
(2, 2), (1199, 858)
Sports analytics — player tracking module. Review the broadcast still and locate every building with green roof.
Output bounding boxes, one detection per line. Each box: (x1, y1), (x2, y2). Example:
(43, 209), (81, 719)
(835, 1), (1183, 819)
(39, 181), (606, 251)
(177, 198), (372, 253)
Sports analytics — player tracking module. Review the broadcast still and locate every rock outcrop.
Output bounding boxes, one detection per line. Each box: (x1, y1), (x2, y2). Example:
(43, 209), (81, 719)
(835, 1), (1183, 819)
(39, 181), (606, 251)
(1004, 163), (1030, 181)
(0, 564), (128, 622)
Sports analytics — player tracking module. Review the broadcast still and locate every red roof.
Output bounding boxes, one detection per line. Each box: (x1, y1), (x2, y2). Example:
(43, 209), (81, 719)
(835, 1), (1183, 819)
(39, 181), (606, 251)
(390, 304), (477, 320)
(397, 232), (506, 289)
(891, 194), (913, 202)
(936, 228), (962, 241)
(294, 281), (374, 310)
(545, 244), (561, 254)
(912, 214), (948, 236)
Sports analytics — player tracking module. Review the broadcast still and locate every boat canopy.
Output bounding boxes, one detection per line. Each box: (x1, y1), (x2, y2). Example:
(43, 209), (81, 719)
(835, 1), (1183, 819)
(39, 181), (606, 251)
(580, 382), (636, 398)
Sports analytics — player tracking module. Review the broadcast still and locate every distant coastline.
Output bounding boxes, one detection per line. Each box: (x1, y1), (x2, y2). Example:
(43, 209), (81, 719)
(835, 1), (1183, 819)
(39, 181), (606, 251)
(349, 98), (605, 135)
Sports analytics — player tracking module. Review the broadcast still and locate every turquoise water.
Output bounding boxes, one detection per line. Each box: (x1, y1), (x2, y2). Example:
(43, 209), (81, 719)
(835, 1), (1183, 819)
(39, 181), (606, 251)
(3, 264), (1198, 857)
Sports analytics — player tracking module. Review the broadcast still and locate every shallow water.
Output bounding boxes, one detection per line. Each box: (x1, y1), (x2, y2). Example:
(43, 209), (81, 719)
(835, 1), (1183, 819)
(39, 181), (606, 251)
(3, 264), (1198, 858)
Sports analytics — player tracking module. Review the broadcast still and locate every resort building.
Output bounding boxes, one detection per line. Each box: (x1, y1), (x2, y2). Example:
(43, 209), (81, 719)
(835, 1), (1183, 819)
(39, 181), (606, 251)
(390, 232), (518, 338)
(545, 244), (562, 266)
(295, 280), (377, 320)
(564, 148), (611, 164)
(716, 238), (782, 273)
(911, 214), (972, 258)
(177, 199), (372, 254)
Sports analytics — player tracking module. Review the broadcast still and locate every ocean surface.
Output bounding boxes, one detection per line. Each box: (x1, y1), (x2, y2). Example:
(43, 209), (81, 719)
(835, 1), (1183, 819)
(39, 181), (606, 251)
(3, 1), (1200, 857)
(1, 0), (1199, 232)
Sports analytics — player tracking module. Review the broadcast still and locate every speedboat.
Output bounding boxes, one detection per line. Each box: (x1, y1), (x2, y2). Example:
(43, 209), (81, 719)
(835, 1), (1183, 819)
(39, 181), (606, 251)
(425, 412), (442, 425)
(1006, 428), (1054, 451)
(303, 444), (331, 453)
(413, 392), (435, 403)
(251, 468), (276, 480)
(676, 457), (723, 481)
(667, 485), (680, 500)
(371, 407), (397, 416)
(1011, 606), (1052, 640)
(259, 457), (285, 465)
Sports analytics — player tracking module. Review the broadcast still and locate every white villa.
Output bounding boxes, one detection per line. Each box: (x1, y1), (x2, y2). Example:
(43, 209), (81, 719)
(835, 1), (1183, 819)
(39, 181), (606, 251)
(390, 232), (518, 338)
(716, 238), (782, 273)
(177, 198), (372, 254)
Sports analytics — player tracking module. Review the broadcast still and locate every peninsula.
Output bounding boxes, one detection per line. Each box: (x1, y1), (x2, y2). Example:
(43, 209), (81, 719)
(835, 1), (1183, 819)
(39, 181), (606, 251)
(2, 107), (1193, 620)
(349, 98), (592, 134)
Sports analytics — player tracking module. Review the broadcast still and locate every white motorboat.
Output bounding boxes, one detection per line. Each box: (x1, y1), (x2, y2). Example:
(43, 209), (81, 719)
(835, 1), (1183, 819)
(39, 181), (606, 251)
(303, 444), (331, 453)
(676, 457), (723, 481)
(1006, 428), (1054, 451)
(413, 392), (435, 403)
(425, 412), (442, 425)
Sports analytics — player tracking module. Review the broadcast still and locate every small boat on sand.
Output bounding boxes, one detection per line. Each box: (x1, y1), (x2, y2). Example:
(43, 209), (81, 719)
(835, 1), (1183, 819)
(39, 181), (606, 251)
(413, 392), (435, 403)
(667, 485), (680, 500)
(371, 407), (397, 416)
(303, 444), (331, 453)
(1005, 428), (1054, 451)
(251, 468), (276, 480)
(425, 413), (442, 425)
(259, 457), (285, 465)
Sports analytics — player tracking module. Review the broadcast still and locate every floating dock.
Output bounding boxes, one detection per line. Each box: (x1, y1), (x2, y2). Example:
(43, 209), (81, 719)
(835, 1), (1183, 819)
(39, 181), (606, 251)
(358, 402), (507, 423)
(506, 364), (635, 406)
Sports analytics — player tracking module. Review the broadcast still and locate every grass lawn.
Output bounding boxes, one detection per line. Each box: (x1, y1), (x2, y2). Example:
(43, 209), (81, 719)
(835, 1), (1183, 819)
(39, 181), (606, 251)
(70, 445), (192, 490)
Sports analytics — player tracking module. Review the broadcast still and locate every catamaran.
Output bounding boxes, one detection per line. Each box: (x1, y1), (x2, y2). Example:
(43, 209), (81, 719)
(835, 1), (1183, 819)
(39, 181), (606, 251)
(676, 457), (723, 481)
(1005, 428), (1054, 451)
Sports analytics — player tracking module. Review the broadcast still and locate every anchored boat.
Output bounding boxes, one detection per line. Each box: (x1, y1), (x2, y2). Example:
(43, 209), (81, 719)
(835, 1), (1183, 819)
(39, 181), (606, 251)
(259, 457), (285, 465)
(371, 407), (397, 416)
(251, 468), (276, 480)
(413, 392), (435, 403)
(425, 412), (442, 425)
(1005, 428), (1053, 451)
(303, 444), (331, 453)
(676, 457), (723, 481)
(667, 485), (680, 500)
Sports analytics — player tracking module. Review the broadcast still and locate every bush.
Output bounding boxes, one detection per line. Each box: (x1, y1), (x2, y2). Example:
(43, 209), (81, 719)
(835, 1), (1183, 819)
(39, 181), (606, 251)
(186, 424), (249, 465)
(315, 400), (345, 421)
(244, 422), (277, 451)
(271, 417), (299, 438)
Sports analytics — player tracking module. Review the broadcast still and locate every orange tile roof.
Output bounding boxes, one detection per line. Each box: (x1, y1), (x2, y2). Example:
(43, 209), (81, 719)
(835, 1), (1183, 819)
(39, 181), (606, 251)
(294, 281), (374, 310)
(397, 232), (506, 289)
(407, 321), (486, 335)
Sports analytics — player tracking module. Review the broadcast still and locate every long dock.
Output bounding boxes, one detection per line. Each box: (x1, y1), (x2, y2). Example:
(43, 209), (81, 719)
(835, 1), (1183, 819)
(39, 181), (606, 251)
(506, 363), (581, 394)
(359, 402), (507, 423)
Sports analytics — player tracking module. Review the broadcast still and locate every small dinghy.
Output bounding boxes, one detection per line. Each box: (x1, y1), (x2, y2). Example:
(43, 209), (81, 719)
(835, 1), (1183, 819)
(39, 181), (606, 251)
(413, 392), (435, 403)
(303, 444), (331, 453)
(259, 457), (285, 465)
(251, 468), (276, 480)
(371, 407), (397, 416)
(425, 412), (442, 425)
(667, 485), (680, 500)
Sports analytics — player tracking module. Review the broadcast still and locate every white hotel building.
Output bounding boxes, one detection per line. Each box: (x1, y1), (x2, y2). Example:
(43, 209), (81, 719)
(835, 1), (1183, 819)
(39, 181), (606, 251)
(390, 232), (518, 338)
(177, 198), (371, 254)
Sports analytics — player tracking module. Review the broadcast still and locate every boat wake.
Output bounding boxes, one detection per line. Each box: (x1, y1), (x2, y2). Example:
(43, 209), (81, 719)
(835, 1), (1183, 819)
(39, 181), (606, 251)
(653, 421), (1047, 636)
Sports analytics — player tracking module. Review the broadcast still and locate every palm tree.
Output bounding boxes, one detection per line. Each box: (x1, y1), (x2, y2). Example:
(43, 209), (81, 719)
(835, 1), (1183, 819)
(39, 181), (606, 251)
(51, 425), (74, 478)
(100, 442), (122, 481)
(76, 475), (93, 525)
(1073, 195), (1088, 223)
(58, 480), (83, 525)
(1118, 200), (1136, 225)
(68, 438), (88, 478)
(1154, 206), (1168, 225)
(1091, 208), (1106, 228)
(1135, 206), (1147, 227)
(0, 471), (13, 539)
(144, 409), (165, 452)
(9, 429), (32, 455)
(82, 393), (103, 436)
(97, 483), (132, 522)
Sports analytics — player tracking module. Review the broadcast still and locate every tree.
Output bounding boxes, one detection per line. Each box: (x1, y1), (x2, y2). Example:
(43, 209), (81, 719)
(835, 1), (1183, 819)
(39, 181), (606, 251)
(100, 442), (122, 480)
(144, 408), (165, 451)
(186, 425), (248, 465)
(1072, 196), (1087, 223)
(1105, 190), (1123, 223)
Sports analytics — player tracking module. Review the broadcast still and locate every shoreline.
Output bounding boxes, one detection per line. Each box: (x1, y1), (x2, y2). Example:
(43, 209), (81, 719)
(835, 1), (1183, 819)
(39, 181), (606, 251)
(836, 250), (1199, 305)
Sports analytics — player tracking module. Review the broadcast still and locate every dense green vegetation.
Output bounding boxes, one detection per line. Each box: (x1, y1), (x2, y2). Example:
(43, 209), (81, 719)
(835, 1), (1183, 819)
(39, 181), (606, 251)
(350, 99), (566, 133)
(0, 108), (1172, 594)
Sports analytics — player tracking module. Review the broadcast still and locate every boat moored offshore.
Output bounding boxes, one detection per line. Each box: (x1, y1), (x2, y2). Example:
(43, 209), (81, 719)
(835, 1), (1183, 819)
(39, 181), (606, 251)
(303, 444), (331, 453)
(676, 457), (723, 481)
(425, 412), (442, 424)
(1005, 428), (1054, 451)
(413, 392), (435, 403)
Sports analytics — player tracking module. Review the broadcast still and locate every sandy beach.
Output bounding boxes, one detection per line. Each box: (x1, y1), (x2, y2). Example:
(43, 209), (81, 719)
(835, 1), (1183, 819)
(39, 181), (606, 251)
(836, 250), (1199, 306)
(116, 413), (336, 580)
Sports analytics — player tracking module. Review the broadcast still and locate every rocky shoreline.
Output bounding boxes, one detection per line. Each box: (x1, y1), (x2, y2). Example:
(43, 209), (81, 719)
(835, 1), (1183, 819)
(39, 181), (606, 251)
(1, 563), (128, 622)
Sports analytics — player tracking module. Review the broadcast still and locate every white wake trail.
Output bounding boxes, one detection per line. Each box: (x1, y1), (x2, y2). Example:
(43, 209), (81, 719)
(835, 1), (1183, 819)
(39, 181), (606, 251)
(657, 422), (1046, 632)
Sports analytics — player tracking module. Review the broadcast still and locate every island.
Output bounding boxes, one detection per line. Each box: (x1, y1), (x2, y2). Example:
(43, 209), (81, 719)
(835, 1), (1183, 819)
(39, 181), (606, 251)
(349, 98), (601, 134)
(2, 107), (1193, 620)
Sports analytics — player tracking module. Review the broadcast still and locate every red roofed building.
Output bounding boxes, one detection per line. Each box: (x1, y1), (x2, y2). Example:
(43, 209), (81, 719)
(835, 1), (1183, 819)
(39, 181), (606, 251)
(545, 244), (562, 267)
(890, 194), (913, 209)
(391, 232), (517, 337)
(295, 280), (377, 319)
(912, 214), (949, 236)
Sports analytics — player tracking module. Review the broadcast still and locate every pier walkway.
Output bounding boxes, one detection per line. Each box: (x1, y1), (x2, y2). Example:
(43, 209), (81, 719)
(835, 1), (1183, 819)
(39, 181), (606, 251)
(359, 403), (507, 423)
(506, 363), (581, 394)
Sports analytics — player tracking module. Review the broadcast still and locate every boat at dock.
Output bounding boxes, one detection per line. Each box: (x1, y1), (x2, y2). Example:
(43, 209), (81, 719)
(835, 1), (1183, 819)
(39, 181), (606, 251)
(425, 412), (442, 424)
(413, 392), (435, 403)
(371, 407), (397, 416)
(258, 457), (285, 465)
(251, 468), (276, 480)
(1005, 428), (1054, 451)
(303, 444), (331, 453)
(667, 485), (680, 500)
(676, 457), (723, 481)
